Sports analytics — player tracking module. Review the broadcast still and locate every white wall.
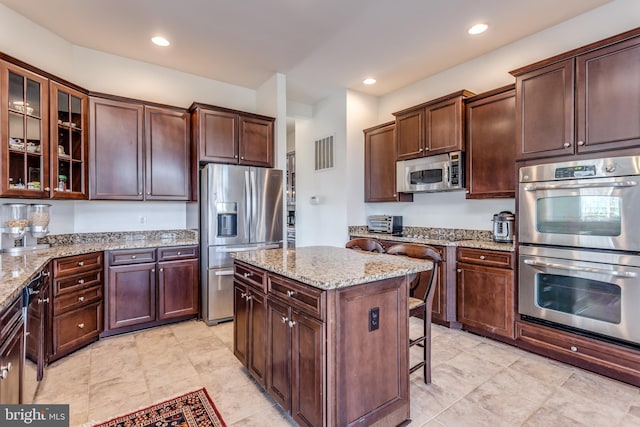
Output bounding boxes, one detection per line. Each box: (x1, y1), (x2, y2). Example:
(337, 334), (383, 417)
(295, 91), (348, 247)
(358, 0), (639, 233)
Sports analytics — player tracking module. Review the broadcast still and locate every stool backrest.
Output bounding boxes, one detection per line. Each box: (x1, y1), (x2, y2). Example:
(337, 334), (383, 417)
(386, 243), (442, 302)
(345, 238), (384, 253)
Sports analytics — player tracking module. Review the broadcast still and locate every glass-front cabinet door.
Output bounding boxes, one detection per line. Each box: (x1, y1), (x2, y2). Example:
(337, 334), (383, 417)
(50, 81), (87, 199)
(1, 61), (49, 198)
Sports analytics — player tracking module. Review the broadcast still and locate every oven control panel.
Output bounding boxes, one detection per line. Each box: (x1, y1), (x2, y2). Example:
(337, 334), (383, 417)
(554, 165), (597, 179)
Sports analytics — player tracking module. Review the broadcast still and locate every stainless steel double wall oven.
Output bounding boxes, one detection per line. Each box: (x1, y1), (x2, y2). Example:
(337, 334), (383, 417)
(518, 155), (640, 346)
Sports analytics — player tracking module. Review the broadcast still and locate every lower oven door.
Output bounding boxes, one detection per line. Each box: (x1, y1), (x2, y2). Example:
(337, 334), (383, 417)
(519, 245), (640, 345)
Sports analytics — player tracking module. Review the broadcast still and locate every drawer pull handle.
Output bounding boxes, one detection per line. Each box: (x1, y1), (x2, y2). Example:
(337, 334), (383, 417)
(0, 362), (12, 380)
(286, 290), (296, 297)
(78, 279), (85, 284)
(479, 255), (486, 260)
(570, 346), (578, 352)
(241, 292), (247, 299)
(281, 316), (288, 323)
(246, 295), (252, 301)
(288, 320), (296, 328)
(78, 323), (85, 329)
(131, 255), (137, 259)
(42, 270), (50, 277)
(78, 296), (85, 302)
(78, 261), (84, 266)
(243, 272), (252, 278)
(38, 297), (49, 304)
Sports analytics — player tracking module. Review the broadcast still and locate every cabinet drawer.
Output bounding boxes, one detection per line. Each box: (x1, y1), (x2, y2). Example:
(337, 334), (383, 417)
(234, 262), (266, 292)
(0, 296), (22, 339)
(457, 247), (513, 268)
(54, 285), (103, 315)
(158, 245), (198, 261)
(54, 270), (102, 296)
(53, 301), (102, 357)
(54, 252), (103, 277)
(268, 274), (325, 321)
(109, 248), (156, 265)
(516, 320), (640, 379)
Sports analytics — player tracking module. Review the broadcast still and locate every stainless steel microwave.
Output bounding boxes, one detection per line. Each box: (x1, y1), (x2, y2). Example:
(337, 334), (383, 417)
(396, 151), (464, 193)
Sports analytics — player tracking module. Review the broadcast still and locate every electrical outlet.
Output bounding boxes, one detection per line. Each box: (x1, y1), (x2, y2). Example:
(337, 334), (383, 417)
(139, 216), (147, 225)
(368, 307), (379, 332)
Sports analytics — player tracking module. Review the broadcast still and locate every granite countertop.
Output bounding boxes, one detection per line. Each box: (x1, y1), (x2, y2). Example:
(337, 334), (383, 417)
(232, 246), (433, 290)
(348, 228), (515, 252)
(0, 232), (198, 313)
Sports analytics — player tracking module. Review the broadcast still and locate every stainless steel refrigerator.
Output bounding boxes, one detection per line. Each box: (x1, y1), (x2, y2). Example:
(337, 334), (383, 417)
(200, 163), (283, 325)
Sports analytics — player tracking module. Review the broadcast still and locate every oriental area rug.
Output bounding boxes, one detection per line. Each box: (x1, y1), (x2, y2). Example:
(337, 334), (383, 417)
(93, 388), (226, 427)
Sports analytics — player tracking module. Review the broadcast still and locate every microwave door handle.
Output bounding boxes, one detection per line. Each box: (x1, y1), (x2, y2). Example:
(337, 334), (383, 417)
(524, 181), (637, 191)
(444, 163), (450, 186)
(523, 259), (637, 278)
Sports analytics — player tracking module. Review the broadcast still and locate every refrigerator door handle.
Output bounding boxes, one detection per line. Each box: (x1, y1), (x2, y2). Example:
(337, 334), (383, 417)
(214, 269), (234, 276)
(216, 244), (281, 253)
(244, 169), (252, 240)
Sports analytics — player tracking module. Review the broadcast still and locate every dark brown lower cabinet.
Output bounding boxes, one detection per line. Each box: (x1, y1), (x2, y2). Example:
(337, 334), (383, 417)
(104, 246), (199, 335)
(0, 296), (24, 404)
(233, 259), (409, 427)
(51, 253), (104, 362)
(456, 248), (515, 341)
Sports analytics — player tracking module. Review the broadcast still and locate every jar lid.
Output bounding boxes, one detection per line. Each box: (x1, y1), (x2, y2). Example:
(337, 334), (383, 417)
(58, 175), (67, 179)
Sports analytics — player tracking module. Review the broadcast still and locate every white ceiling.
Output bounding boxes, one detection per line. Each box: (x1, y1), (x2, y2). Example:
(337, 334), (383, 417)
(1, 0), (612, 105)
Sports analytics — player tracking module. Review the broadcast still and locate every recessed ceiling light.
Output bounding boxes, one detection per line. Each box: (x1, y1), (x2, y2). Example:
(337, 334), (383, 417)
(363, 78), (376, 85)
(151, 36), (170, 47)
(468, 23), (488, 35)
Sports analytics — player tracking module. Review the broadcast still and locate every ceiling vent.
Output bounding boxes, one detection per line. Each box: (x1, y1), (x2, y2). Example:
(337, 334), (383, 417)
(314, 135), (334, 171)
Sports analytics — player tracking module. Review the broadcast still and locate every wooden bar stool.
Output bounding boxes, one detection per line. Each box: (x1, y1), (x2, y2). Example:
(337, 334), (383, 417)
(386, 243), (442, 384)
(345, 238), (384, 253)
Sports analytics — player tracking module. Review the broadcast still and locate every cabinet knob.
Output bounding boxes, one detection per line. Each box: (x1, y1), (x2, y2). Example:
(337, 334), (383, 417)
(44, 187), (50, 191)
(147, 192), (151, 195)
(37, 297), (49, 304)
(246, 295), (252, 301)
(42, 270), (50, 277)
(159, 268), (164, 273)
(424, 147), (429, 151)
(563, 142), (571, 148)
(131, 255), (137, 259)
(288, 320), (296, 328)
(418, 148), (423, 152)
(457, 269), (462, 273)
(0, 362), (12, 380)
(281, 316), (289, 324)
(240, 292), (247, 299)
(570, 345), (578, 352)
(77, 323), (85, 329)
(151, 268), (156, 273)
(393, 194), (397, 197)
(240, 156), (244, 160)
(234, 155), (238, 159)
(77, 279), (85, 284)
(78, 261), (84, 266)
(138, 192), (142, 195)
(78, 296), (85, 302)
(286, 290), (296, 297)
(177, 251), (181, 255)
(577, 140), (585, 146)
(479, 255), (486, 260)
(243, 272), (252, 278)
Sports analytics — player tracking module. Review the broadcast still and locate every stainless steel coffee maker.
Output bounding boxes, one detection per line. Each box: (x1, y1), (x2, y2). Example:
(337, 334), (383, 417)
(492, 211), (515, 243)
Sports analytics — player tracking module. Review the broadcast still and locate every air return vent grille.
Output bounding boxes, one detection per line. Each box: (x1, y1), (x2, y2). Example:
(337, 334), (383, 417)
(314, 135), (334, 171)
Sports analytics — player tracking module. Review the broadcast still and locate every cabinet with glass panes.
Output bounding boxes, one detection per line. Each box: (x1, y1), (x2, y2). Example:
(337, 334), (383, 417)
(50, 81), (87, 198)
(1, 61), (49, 198)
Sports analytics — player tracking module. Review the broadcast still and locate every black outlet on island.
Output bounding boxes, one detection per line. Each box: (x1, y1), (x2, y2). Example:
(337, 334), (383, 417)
(369, 307), (380, 331)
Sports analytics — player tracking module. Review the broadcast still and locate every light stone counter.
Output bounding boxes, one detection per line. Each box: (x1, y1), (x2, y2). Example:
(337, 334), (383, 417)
(0, 234), (198, 312)
(232, 246), (433, 290)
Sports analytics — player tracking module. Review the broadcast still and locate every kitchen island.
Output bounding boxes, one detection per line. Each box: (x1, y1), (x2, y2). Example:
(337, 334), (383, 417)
(232, 246), (433, 427)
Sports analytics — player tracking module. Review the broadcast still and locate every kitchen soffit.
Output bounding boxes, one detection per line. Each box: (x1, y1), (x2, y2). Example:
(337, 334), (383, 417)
(0, 0), (613, 104)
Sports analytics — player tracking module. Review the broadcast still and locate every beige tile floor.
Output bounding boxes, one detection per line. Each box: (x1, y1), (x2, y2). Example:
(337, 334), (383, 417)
(34, 318), (640, 427)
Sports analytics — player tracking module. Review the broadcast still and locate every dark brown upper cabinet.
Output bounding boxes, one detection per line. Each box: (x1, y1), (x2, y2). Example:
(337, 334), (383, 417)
(1, 60), (50, 198)
(394, 90), (474, 161)
(511, 28), (640, 161)
(363, 121), (412, 203)
(465, 85), (516, 199)
(190, 103), (275, 168)
(89, 96), (190, 201)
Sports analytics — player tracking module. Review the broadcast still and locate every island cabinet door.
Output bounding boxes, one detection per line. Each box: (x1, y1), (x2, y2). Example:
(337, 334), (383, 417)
(266, 297), (291, 411)
(233, 282), (249, 367)
(248, 290), (267, 386)
(291, 310), (325, 427)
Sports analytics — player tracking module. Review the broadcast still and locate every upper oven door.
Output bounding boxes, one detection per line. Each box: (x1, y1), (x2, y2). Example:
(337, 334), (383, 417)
(518, 175), (640, 251)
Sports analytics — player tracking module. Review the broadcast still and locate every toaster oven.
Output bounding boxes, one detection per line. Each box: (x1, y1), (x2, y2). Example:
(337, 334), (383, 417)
(367, 215), (402, 234)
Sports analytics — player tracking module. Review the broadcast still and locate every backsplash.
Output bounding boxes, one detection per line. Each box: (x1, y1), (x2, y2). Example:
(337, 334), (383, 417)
(349, 225), (493, 241)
